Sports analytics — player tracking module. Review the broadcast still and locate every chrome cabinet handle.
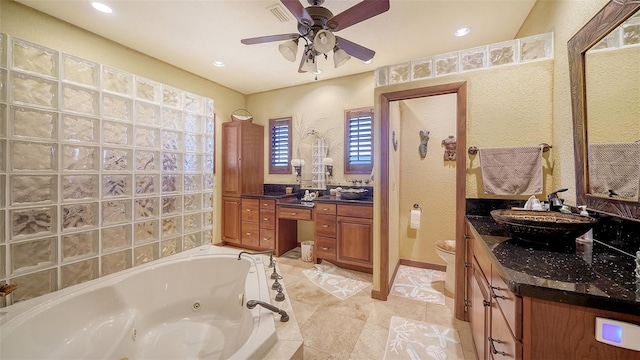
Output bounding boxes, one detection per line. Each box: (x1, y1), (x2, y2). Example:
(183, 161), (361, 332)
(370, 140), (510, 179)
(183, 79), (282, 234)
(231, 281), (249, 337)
(488, 337), (506, 356)
(322, 247), (329, 251)
(246, 209), (252, 212)
(263, 218), (268, 221)
(263, 237), (271, 241)
(246, 232), (252, 236)
(290, 212), (297, 216)
(322, 224), (329, 228)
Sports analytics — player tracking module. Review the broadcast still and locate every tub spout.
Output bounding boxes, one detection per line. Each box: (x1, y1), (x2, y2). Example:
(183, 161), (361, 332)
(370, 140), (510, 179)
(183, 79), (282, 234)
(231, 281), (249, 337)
(237, 249), (274, 267)
(246, 300), (289, 322)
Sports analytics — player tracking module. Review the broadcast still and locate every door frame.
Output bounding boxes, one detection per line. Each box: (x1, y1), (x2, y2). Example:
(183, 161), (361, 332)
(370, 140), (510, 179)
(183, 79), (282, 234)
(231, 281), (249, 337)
(376, 82), (467, 320)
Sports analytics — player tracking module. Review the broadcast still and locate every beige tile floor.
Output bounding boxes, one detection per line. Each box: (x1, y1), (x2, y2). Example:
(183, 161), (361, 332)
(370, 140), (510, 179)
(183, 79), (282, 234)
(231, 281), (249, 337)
(271, 254), (478, 360)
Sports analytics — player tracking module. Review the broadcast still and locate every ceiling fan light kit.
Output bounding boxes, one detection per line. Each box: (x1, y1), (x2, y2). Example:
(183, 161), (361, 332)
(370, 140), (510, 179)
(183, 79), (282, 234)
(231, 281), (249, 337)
(278, 39), (299, 62)
(333, 47), (351, 68)
(241, 0), (390, 74)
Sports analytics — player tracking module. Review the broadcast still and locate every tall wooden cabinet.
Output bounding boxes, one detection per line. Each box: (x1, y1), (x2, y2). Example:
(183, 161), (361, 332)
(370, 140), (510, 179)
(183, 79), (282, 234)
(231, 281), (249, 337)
(221, 121), (264, 244)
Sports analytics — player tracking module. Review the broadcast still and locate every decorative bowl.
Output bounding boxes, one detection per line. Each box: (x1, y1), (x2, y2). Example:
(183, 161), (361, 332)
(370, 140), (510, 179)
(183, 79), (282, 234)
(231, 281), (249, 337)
(490, 209), (597, 249)
(339, 188), (368, 200)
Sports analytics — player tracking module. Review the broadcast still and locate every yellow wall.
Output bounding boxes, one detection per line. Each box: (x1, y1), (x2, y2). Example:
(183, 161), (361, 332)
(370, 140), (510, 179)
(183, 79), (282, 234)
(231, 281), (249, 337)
(0, 0), (247, 243)
(246, 72), (375, 187)
(585, 47), (640, 143)
(516, 0), (611, 205)
(398, 96), (457, 265)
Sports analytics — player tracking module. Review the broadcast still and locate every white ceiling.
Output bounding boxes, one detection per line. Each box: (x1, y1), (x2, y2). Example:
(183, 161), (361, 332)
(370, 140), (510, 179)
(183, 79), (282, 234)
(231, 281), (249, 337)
(16, 0), (537, 95)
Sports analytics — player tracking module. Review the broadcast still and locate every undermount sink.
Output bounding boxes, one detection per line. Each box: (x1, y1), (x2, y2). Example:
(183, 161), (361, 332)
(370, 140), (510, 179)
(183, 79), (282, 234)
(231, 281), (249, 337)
(490, 209), (597, 250)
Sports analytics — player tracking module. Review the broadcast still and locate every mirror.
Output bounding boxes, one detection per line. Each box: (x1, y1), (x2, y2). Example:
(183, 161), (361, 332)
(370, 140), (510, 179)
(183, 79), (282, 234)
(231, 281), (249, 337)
(569, 0), (640, 219)
(585, 11), (640, 201)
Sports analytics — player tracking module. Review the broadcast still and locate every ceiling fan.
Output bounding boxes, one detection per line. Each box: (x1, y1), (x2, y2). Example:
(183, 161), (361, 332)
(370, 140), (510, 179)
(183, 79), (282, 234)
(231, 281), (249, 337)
(241, 0), (390, 74)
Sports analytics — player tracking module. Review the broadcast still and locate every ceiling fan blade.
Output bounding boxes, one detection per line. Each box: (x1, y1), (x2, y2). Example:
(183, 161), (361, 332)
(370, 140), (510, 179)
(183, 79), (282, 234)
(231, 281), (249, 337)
(281, 0), (313, 27)
(327, 0), (390, 32)
(335, 36), (375, 61)
(241, 33), (300, 45)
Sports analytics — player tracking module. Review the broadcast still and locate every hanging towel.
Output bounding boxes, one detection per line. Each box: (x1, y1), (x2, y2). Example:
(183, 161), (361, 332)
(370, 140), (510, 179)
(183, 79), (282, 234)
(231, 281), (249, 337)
(479, 146), (543, 195)
(588, 142), (640, 199)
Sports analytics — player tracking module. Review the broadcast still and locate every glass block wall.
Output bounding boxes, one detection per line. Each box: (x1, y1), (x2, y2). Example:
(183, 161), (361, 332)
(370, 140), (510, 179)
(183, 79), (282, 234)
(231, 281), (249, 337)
(0, 33), (215, 306)
(375, 32), (554, 87)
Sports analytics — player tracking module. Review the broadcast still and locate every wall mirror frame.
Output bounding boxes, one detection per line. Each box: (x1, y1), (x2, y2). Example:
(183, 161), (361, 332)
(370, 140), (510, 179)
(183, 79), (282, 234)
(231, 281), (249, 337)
(569, 0), (640, 220)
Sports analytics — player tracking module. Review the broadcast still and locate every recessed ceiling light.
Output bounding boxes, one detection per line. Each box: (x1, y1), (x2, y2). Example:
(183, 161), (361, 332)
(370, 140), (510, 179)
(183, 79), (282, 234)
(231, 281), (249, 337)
(91, 1), (113, 14)
(213, 61), (225, 67)
(455, 27), (472, 37)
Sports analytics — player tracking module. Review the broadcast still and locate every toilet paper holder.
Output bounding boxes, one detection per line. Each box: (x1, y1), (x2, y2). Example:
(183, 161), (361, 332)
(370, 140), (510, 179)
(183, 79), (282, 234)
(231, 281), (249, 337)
(412, 203), (422, 212)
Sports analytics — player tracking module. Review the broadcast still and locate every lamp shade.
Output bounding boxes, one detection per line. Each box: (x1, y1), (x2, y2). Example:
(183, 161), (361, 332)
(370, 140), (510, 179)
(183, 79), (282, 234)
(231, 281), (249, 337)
(313, 30), (336, 54)
(278, 39), (298, 62)
(333, 47), (351, 68)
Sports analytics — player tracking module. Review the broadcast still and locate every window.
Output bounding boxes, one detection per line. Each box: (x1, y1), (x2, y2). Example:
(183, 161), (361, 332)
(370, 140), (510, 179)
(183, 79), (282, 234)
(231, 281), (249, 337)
(344, 108), (373, 174)
(269, 117), (292, 174)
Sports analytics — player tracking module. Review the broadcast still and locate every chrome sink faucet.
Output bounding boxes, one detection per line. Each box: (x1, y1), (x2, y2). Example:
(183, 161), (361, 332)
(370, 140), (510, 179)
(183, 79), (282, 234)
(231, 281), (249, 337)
(548, 188), (568, 211)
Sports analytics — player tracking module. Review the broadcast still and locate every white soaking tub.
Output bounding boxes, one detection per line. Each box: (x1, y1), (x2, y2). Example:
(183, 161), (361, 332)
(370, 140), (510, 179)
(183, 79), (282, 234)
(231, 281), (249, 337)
(0, 245), (277, 359)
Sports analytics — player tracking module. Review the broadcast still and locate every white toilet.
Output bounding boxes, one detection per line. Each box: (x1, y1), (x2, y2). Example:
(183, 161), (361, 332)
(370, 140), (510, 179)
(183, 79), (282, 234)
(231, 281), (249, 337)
(435, 239), (456, 294)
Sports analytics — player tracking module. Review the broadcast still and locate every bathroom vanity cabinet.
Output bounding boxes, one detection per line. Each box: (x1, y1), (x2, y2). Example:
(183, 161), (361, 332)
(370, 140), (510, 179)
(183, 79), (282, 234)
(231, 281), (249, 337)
(465, 218), (640, 360)
(221, 121), (263, 244)
(315, 202), (373, 272)
(466, 221), (521, 360)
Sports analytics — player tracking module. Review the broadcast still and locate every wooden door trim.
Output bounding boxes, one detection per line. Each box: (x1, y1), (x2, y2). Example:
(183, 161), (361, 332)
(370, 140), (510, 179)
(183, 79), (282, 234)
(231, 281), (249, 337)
(378, 82), (467, 321)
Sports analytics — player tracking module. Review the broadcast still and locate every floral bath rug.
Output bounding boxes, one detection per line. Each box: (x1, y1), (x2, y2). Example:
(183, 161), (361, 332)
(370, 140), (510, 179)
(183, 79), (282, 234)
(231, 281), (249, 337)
(302, 262), (371, 300)
(390, 265), (446, 304)
(383, 316), (464, 360)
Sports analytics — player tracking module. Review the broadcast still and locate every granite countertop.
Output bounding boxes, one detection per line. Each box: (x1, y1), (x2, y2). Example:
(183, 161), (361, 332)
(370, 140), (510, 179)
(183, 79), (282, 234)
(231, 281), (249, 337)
(277, 201), (315, 209)
(467, 215), (640, 314)
(315, 195), (373, 205)
(241, 193), (299, 200)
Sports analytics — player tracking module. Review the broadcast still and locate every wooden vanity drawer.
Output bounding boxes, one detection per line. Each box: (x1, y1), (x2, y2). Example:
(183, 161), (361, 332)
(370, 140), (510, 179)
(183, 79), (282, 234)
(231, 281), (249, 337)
(315, 203), (337, 215)
(315, 236), (337, 261)
(260, 199), (276, 211)
(315, 214), (337, 237)
(259, 210), (275, 229)
(491, 268), (522, 340)
(241, 221), (260, 247)
(241, 199), (260, 222)
(260, 228), (275, 249)
(337, 204), (373, 219)
(277, 207), (312, 221)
